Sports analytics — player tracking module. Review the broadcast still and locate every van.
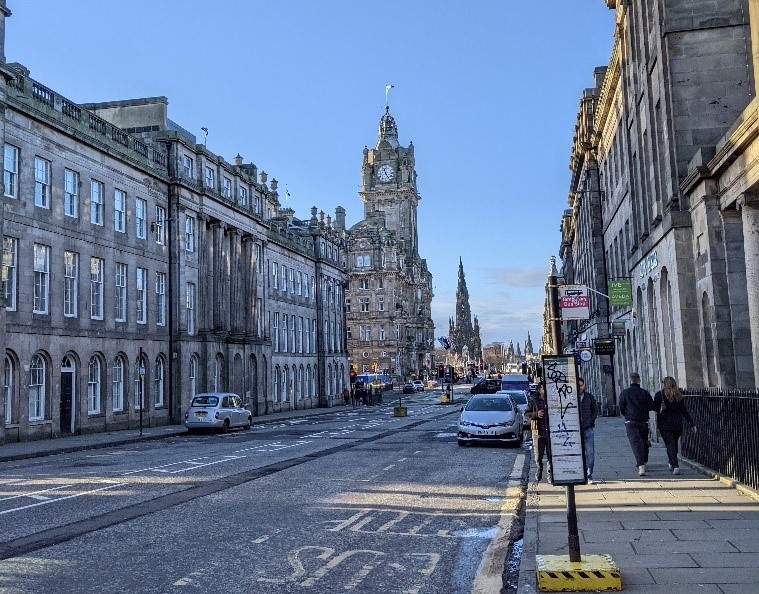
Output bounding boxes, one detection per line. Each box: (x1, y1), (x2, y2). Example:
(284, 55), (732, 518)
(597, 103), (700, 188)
(500, 374), (530, 392)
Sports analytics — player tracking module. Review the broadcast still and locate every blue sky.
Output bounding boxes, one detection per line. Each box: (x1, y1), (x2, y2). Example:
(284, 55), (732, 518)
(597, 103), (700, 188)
(6, 1), (614, 349)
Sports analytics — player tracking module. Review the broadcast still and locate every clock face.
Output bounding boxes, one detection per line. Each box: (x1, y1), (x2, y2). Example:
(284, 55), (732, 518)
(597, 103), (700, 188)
(377, 164), (394, 182)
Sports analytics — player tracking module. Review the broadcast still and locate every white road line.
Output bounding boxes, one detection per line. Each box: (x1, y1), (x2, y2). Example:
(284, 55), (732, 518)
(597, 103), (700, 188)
(152, 456), (245, 474)
(470, 453), (526, 594)
(383, 465), (395, 471)
(28, 495), (51, 501)
(0, 484), (72, 502)
(0, 483), (126, 515)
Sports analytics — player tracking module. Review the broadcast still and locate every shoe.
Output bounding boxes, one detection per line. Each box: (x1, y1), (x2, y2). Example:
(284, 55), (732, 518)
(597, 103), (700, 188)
(673, 467), (680, 475)
(638, 465), (646, 476)
(587, 477), (594, 484)
(668, 463), (673, 471)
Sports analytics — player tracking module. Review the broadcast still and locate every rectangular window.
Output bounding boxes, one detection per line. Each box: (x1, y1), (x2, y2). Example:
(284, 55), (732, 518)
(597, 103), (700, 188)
(182, 155), (193, 178)
(311, 276), (316, 300)
(347, 326), (352, 340)
(156, 271), (166, 326)
(304, 275), (310, 298)
(377, 277), (384, 289)
(33, 244), (50, 314)
(272, 262), (278, 289)
(155, 205), (166, 245)
(238, 186), (248, 206)
(34, 157), (51, 208)
(186, 282), (196, 335)
(357, 255), (371, 267)
(291, 315), (296, 353)
(2, 237), (17, 311)
(114, 189), (126, 232)
(378, 296), (385, 311)
(273, 313), (280, 352)
(90, 257), (104, 319)
(135, 197), (147, 239)
(205, 166), (215, 189)
(115, 262), (127, 322)
(281, 265), (287, 292)
(64, 251), (79, 318)
(289, 268), (294, 293)
(185, 215), (195, 252)
(112, 360), (124, 412)
(379, 326), (386, 340)
(64, 169), (79, 218)
(298, 317), (304, 353)
(395, 325), (400, 339)
(346, 298), (351, 313)
(359, 278), (369, 290)
(359, 298), (370, 312)
(88, 360), (101, 414)
(311, 319), (317, 353)
(3, 144), (18, 198)
(222, 176), (232, 198)
(297, 271), (302, 295)
(136, 267), (147, 324)
(282, 315), (288, 352)
(360, 325), (371, 341)
(90, 180), (104, 225)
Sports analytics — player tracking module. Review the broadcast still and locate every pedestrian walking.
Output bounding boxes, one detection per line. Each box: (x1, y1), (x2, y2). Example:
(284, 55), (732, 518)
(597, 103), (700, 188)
(342, 386), (350, 406)
(577, 377), (598, 483)
(654, 376), (695, 475)
(619, 372), (655, 476)
(525, 382), (552, 482)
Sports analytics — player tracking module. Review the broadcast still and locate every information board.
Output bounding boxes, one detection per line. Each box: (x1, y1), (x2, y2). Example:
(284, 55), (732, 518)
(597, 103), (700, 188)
(541, 355), (586, 485)
(558, 285), (590, 320)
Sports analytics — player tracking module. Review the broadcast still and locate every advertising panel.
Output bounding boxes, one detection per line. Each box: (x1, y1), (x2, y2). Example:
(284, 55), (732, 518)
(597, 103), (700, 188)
(558, 285), (590, 320)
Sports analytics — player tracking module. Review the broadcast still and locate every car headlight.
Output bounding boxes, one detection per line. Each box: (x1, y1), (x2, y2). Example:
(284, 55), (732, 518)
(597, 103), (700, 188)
(459, 419), (474, 427)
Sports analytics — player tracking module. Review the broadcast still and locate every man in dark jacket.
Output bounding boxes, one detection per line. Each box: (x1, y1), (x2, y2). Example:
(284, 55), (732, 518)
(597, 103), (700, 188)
(619, 372), (655, 476)
(525, 383), (551, 482)
(578, 378), (598, 483)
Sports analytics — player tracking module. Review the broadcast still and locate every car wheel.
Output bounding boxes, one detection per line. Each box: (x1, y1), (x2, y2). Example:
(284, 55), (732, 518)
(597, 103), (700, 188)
(457, 439), (466, 447)
(220, 419), (230, 434)
(244, 417), (252, 430)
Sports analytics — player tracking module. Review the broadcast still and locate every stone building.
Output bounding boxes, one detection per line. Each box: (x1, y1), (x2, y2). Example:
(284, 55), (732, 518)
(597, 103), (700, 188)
(345, 107), (434, 380)
(552, 0), (757, 396)
(0, 6), (348, 443)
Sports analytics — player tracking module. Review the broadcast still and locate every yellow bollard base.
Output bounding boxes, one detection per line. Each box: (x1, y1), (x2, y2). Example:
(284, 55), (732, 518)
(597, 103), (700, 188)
(536, 554), (621, 591)
(393, 406), (408, 417)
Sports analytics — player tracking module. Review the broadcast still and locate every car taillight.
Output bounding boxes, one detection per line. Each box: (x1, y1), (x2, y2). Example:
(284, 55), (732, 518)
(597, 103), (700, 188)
(184, 412), (188, 420)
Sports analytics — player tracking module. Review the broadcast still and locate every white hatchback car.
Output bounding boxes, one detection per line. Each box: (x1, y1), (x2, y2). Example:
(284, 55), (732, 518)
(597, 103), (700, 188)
(412, 380), (425, 392)
(457, 394), (524, 446)
(185, 392), (252, 433)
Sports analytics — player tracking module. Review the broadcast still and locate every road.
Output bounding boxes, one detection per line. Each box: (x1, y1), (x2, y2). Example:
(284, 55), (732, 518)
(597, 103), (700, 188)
(0, 392), (529, 594)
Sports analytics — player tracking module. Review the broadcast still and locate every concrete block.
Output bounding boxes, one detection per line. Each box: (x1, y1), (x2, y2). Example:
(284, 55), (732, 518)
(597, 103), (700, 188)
(689, 552), (759, 568)
(649, 567), (759, 584)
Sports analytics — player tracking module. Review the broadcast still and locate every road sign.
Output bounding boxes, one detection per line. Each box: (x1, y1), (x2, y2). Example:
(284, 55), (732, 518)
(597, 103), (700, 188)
(579, 349), (593, 362)
(559, 285), (590, 320)
(575, 340), (589, 349)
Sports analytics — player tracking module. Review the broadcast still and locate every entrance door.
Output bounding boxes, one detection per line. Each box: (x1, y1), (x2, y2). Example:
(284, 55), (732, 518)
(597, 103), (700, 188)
(60, 356), (75, 434)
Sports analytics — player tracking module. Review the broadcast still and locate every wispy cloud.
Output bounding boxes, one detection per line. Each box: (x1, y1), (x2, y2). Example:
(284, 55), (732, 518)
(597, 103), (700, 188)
(485, 266), (547, 288)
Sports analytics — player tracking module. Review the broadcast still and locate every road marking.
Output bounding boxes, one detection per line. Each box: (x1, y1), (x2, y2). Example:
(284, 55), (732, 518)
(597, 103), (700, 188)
(383, 465), (395, 471)
(470, 453), (526, 594)
(122, 455), (244, 475)
(0, 483), (126, 515)
(0, 484), (71, 502)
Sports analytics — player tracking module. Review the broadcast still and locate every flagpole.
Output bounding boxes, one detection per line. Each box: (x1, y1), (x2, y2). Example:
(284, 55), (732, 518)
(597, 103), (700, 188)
(385, 84), (394, 109)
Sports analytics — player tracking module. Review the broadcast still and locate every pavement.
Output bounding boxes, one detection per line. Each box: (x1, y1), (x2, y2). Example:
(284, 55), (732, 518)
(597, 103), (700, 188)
(15, 390), (758, 592)
(517, 416), (759, 593)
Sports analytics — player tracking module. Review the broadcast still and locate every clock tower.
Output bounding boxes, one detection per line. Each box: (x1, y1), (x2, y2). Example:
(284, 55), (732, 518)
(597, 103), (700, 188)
(346, 106), (434, 382)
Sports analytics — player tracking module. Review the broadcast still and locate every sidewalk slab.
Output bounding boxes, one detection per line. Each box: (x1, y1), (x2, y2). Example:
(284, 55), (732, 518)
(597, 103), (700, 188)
(517, 417), (759, 593)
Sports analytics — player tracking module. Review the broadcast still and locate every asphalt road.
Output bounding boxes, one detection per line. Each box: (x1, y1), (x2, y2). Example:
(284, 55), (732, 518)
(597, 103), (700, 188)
(0, 393), (529, 594)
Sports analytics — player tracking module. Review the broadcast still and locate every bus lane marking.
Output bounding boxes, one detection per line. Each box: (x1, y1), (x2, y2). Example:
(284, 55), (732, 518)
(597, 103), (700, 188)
(0, 482), (126, 515)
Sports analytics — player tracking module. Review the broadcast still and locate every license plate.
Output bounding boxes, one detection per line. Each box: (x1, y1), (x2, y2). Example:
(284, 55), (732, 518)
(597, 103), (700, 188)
(195, 411), (207, 417)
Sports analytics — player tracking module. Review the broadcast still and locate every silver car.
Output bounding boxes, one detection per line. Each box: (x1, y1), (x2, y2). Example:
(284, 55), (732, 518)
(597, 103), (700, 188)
(457, 394), (524, 447)
(496, 389), (530, 429)
(185, 392), (252, 433)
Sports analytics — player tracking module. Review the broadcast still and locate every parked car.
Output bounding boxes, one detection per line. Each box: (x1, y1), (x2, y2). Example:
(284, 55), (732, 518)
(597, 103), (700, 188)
(496, 389), (530, 428)
(412, 380), (425, 392)
(470, 378), (501, 394)
(185, 393), (252, 433)
(402, 382), (416, 394)
(457, 394), (524, 446)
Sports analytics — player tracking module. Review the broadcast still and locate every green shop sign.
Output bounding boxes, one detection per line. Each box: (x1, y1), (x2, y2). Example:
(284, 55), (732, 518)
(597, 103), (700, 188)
(608, 279), (633, 307)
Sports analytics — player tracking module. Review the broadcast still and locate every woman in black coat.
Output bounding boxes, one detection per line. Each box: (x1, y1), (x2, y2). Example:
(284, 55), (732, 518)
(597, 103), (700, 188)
(654, 376), (695, 474)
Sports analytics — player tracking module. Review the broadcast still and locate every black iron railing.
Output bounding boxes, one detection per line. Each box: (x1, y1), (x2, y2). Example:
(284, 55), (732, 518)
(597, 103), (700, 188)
(681, 388), (759, 491)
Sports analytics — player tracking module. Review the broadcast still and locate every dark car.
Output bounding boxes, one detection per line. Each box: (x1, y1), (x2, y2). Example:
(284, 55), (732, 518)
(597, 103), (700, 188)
(470, 378), (502, 394)
(402, 382), (416, 394)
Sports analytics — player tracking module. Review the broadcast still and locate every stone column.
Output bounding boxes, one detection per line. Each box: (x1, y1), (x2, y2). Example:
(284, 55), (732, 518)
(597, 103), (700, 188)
(229, 229), (241, 333)
(211, 222), (226, 330)
(242, 235), (255, 336)
(197, 214), (211, 332)
(740, 196), (759, 385)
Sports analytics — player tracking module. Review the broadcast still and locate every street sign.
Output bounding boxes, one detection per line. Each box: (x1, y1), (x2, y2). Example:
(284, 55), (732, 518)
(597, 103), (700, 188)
(594, 338), (616, 355)
(559, 285), (590, 320)
(574, 340), (589, 349)
(608, 279), (633, 307)
(579, 349), (593, 362)
(611, 321), (626, 337)
(541, 354), (586, 485)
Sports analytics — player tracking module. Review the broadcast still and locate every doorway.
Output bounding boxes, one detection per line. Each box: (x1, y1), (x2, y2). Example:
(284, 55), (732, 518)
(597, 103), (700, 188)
(60, 356), (75, 434)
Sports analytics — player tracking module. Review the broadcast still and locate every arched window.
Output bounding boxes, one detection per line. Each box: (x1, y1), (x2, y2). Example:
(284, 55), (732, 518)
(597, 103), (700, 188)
(4, 355), (13, 425)
(274, 366), (281, 403)
(29, 355), (45, 421)
(299, 365), (305, 400)
(112, 357), (124, 412)
(154, 357), (165, 407)
(189, 356), (198, 402)
(305, 366), (312, 397)
(87, 356), (102, 414)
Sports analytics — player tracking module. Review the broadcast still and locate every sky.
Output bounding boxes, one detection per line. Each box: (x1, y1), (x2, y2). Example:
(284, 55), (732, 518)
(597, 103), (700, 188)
(5, 1), (615, 350)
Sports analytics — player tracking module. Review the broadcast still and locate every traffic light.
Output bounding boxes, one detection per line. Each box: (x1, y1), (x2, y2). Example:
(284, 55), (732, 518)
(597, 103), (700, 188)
(437, 364), (445, 379)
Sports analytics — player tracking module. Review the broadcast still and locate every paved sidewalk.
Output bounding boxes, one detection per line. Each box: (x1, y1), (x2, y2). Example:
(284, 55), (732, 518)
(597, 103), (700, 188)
(517, 417), (759, 593)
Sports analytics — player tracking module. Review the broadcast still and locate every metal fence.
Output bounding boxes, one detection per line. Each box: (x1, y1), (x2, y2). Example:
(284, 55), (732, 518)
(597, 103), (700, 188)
(680, 388), (759, 491)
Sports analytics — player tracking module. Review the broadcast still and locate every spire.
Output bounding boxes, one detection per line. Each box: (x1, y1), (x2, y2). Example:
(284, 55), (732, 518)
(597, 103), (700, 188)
(377, 106), (399, 149)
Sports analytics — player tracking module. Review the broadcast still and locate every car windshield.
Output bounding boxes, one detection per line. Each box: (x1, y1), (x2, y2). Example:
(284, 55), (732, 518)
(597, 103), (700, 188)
(501, 391), (527, 404)
(465, 397), (514, 412)
(191, 396), (219, 407)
